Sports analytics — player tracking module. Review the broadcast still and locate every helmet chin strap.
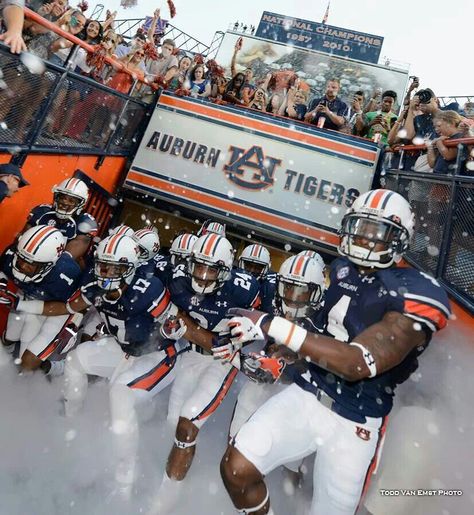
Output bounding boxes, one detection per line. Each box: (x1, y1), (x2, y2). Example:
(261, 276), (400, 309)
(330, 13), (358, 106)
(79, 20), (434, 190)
(191, 278), (217, 294)
(281, 300), (308, 320)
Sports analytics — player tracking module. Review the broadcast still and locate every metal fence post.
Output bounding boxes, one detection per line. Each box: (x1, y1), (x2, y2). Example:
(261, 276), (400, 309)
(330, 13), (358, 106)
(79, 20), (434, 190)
(435, 144), (465, 279)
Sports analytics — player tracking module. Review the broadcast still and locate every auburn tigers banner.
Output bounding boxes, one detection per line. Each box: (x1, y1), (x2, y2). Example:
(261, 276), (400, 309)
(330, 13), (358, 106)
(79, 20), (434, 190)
(124, 92), (380, 250)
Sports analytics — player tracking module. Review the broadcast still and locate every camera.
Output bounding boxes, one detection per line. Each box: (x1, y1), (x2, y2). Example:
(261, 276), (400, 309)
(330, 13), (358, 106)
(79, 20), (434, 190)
(417, 89), (433, 104)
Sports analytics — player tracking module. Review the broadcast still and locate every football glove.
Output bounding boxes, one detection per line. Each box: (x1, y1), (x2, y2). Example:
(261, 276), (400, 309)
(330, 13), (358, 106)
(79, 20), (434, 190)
(226, 308), (272, 345)
(160, 316), (187, 341)
(241, 352), (286, 384)
(0, 288), (19, 309)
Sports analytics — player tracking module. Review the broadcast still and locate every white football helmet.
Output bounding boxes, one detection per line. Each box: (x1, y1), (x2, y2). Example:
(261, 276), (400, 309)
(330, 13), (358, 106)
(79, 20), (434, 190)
(169, 233), (198, 266)
(109, 224), (134, 238)
(94, 235), (139, 291)
(52, 178), (89, 219)
(197, 219), (226, 237)
(13, 225), (66, 283)
(188, 234), (234, 294)
(276, 255), (325, 319)
(238, 244), (271, 280)
(133, 228), (160, 263)
(339, 189), (415, 269)
(297, 250), (325, 271)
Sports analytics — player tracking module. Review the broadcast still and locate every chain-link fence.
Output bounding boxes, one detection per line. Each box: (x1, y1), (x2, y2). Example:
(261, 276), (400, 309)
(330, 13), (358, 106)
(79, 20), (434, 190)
(0, 45), (155, 156)
(385, 170), (474, 311)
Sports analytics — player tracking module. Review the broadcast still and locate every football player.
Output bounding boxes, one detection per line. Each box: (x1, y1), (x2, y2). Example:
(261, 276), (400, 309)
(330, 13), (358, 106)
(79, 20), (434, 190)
(220, 189), (451, 515)
(238, 243), (276, 315)
(297, 249), (326, 272)
(169, 233), (198, 268)
(150, 232), (199, 288)
(225, 254), (326, 440)
(149, 233), (260, 513)
(6, 233), (192, 498)
(197, 219), (226, 237)
(22, 178), (97, 263)
(0, 225), (81, 374)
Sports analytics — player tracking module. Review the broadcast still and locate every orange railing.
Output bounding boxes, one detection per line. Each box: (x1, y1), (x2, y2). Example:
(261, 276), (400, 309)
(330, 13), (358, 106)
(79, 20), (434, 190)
(393, 136), (474, 152)
(24, 7), (154, 88)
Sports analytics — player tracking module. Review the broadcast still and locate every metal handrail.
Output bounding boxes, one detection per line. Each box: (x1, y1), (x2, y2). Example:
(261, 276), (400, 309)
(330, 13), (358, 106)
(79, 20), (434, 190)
(23, 7), (153, 87)
(392, 137), (474, 152)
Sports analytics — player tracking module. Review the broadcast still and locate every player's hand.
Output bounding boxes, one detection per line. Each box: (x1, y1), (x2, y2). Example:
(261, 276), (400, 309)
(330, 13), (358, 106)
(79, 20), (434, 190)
(241, 352), (286, 384)
(211, 335), (243, 361)
(0, 288), (19, 309)
(160, 316), (187, 340)
(226, 308), (272, 344)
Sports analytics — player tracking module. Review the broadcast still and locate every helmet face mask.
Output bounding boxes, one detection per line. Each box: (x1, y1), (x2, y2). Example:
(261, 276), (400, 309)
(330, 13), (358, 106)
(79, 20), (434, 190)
(188, 234), (234, 294)
(238, 244), (271, 280)
(53, 192), (84, 218)
(170, 233), (198, 267)
(94, 235), (139, 291)
(239, 258), (267, 279)
(277, 278), (320, 319)
(12, 225), (66, 283)
(52, 178), (89, 219)
(188, 259), (223, 294)
(338, 189), (414, 269)
(94, 259), (134, 291)
(339, 213), (409, 268)
(276, 255), (325, 320)
(12, 253), (54, 283)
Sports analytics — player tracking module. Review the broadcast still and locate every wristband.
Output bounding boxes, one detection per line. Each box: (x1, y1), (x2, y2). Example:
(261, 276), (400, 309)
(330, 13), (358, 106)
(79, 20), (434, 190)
(66, 302), (77, 314)
(349, 342), (377, 377)
(267, 316), (307, 353)
(16, 299), (44, 315)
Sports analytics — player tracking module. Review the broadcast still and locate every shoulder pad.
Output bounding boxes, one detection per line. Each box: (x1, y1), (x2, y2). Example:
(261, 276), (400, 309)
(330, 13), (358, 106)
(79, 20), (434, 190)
(380, 267), (451, 332)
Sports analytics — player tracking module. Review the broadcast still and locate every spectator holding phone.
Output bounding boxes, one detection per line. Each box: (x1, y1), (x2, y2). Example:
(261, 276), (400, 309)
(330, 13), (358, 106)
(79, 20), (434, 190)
(357, 90), (398, 143)
(348, 90), (365, 134)
(304, 78), (348, 131)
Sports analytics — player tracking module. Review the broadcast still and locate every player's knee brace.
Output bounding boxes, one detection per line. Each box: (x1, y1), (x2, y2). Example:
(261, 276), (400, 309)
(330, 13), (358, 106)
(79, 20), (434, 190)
(237, 489), (269, 514)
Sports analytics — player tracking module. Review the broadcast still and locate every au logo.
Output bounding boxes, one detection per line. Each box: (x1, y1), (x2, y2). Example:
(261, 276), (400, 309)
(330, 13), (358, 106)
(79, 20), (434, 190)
(224, 145), (282, 190)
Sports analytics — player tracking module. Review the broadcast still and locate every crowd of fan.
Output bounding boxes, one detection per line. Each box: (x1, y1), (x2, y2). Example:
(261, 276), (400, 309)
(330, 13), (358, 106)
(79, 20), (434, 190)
(1, 1), (473, 174)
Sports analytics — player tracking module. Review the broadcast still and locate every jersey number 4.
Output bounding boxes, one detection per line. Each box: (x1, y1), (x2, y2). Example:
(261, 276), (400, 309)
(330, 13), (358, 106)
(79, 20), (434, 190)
(326, 294), (351, 342)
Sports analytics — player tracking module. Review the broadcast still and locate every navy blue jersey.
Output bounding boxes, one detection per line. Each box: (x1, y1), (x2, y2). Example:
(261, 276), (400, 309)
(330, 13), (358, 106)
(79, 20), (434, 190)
(152, 253), (173, 286)
(294, 257), (451, 422)
(73, 268), (174, 356)
(169, 266), (260, 333)
(134, 254), (173, 287)
(28, 204), (98, 241)
(1, 248), (81, 301)
(260, 272), (277, 314)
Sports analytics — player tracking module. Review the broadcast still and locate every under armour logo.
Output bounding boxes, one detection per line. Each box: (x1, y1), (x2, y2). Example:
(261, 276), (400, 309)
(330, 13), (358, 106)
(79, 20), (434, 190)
(364, 352), (375, 366)
(216, 301), (228, 308)
(361, 276), (375, 284)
